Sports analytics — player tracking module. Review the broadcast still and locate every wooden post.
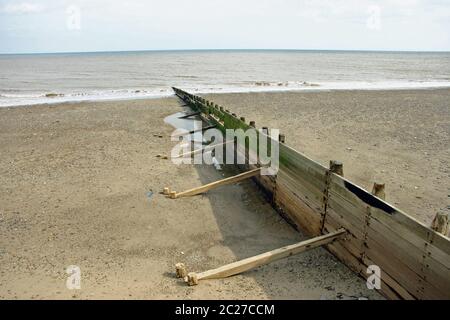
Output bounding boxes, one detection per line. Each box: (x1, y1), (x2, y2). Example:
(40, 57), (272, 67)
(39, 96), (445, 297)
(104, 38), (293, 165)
(185, 228), (347, 286)
(279, 134), (286, 143)
(175, 263), (188, 279)
(262, 127), (269, 135)
(163, 187), (170, 195)
(371, 182), (386, 200)
(240, 117), (246, 122)
(431, 211), (449, 236)
(220, 107), (224, 112)
(330, 160), (344, 176)
(232, 113), (237, 117)
(249, 121), (256, 128)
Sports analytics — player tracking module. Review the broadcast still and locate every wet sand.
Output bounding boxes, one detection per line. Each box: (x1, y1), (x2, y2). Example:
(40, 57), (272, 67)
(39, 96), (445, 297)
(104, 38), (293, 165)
(0, 97), (383, 299)
(207, 88), (450, 225)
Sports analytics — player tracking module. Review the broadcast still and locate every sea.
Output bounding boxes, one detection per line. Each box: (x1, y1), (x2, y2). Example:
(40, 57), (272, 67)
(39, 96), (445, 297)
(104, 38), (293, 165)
(1, 50), (449, 107)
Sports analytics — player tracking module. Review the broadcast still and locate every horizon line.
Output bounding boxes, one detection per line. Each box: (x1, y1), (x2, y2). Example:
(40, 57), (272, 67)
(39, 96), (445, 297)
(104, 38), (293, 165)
(1, 48), (450, 55)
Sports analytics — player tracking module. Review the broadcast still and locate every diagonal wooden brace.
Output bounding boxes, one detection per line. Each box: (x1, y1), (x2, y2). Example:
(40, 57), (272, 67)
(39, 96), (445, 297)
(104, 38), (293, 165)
(185, 228), (347, 286)
(169, 167), (262, 199)
(179, 112), (201, 119)
(172, 140), (234, 159)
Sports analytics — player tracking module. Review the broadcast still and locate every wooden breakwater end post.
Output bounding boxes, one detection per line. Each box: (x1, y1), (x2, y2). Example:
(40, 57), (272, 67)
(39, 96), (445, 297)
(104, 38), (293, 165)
(372, 182), (386, 200)
(329, 160), (343, 176)
(171, 87), (450, 300)
(431, 210), (450, 236)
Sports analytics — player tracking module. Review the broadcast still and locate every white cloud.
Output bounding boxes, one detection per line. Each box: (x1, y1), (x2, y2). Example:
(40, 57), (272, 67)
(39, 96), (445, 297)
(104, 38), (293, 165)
(1, 2), (44, 14)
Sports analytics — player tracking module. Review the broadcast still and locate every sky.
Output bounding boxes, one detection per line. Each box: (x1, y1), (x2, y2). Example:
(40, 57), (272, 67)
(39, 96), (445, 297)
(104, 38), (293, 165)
(0, 0), (449, 54)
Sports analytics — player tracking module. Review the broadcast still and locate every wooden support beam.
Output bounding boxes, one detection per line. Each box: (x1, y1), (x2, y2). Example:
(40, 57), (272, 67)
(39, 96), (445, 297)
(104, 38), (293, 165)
(169, 168), (262, 199)
(172, 140), (234, 159)
(185, 228), (347, 286)
(179, 112), (201, 119)
(172, 125), (217, 137)
(431, 210), (449, 236)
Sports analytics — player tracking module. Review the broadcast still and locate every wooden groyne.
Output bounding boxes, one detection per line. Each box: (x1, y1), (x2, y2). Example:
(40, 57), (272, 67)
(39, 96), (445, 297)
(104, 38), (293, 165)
(172, 87), (450, 300)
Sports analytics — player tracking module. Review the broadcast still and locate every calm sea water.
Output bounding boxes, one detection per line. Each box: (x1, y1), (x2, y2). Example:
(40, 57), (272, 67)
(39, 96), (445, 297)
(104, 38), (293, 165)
(1, 50), (449, 107)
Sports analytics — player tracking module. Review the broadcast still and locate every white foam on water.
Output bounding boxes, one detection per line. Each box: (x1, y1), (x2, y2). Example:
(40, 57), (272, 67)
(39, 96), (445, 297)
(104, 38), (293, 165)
(1, 80), (450, 108)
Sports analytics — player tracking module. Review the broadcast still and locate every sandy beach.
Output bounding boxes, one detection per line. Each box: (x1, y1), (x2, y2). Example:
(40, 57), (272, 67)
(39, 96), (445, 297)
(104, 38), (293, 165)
(1, 88), (448, 299)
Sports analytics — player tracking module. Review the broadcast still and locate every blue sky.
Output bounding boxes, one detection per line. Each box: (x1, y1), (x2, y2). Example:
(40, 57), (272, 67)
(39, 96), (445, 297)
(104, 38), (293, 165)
(0, 0), (449, 54)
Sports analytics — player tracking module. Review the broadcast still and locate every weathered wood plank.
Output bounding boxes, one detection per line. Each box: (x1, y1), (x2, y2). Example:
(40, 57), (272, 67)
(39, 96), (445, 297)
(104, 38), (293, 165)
(275, 180), (322, 236)
(187, 229), (347, 285)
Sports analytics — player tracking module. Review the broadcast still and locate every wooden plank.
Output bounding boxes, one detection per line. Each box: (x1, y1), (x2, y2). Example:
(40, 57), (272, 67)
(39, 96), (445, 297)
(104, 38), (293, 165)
(172, 125), (217, 137)
(422, 255), (450, 297)
(275, 180), (322, 236)
(279, 144), (328, 178)
(367, 217), (425, 273)
(362, 254), (417, 300)
(186, 229), (347, 285)
(170, 168), (262, 198)
(427, 241), (450, 269)
(277, 169), (324, 208)
(324, 208), (365, 241)
(275, 168), (324, 236)
(364, 237), (423, 298)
